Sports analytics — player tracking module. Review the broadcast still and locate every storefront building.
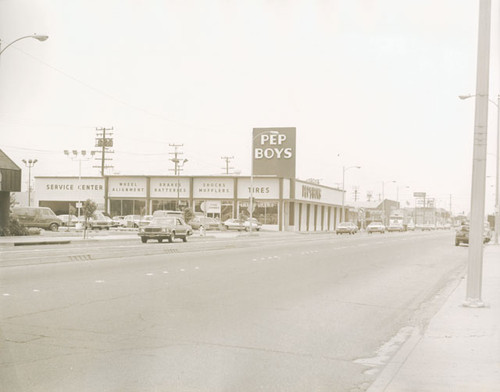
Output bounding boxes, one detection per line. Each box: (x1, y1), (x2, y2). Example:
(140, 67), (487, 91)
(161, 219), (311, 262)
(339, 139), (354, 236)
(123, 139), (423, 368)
(33, 174), (346, 232)
(32, 127), (348, 231)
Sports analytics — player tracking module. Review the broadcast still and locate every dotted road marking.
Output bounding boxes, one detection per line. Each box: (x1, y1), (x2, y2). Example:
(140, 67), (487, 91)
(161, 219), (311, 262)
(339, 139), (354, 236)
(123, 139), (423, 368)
(33, 289), (40, 293)
(146, 273), (154, 276)
(163, 271), (169, 274)
(95, 280), (105, 284)
(3, 293), (10, 297)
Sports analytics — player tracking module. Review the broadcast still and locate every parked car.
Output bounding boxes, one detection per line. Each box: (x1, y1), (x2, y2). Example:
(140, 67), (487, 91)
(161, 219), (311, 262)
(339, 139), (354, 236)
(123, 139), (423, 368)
(123, 215), (142, 228)
(387, 222), (404, 232)
(223, 218), (262, 231)
(111, 216), (126, 227)
(245, 218), (262, 231)
(223, 218), (247, 231)
(80, 211), (113, 230)
(139, 216), (193, 243)
(336, 222), (358, 234)
(57, 214), (79, 227)
(138, 215), (153, 227)
(189, 216), (222, 231)
(12, 206), (62, 231)
(366, 222), (386, 234)
(455, 223), (491, 246)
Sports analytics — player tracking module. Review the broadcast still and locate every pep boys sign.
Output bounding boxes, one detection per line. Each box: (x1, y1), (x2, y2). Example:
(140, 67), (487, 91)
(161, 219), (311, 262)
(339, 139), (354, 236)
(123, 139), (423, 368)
(252, 127), (296, 178)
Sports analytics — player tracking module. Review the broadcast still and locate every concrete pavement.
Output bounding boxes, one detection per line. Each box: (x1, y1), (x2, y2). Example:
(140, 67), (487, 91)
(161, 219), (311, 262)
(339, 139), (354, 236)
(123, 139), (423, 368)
(368, 244), (500, 392)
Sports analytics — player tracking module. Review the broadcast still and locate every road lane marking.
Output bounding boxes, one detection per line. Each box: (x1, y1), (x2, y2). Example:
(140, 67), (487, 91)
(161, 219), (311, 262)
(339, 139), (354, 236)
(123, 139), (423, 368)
(33, 289), (40, 292)
(95, 280), (105, 283)
(3, 293), (10, 296)
(163, 271), (168, 274)
(146, 273), (154, 276)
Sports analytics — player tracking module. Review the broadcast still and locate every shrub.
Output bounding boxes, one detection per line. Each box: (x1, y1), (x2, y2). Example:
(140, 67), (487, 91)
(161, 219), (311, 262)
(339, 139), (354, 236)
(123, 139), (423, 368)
(0, 216), (29, 236)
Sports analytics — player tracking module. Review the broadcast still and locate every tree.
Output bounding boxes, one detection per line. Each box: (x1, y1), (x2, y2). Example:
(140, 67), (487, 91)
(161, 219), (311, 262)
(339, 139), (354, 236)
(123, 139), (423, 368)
(183, 207), (195, 223)
(81, 199), (97, 238)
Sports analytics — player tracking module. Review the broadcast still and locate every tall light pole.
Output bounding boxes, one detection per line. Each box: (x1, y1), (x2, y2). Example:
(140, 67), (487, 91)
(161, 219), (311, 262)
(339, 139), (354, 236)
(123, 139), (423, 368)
(341, 166), (361, 223)
(462, 0), (491, 308)
(250, 130), (279, 234)
(459, 92), (500, 245)
(0, 34), (49, 56)
(64, 150), (96, 218)
(21, 159), (37, 206)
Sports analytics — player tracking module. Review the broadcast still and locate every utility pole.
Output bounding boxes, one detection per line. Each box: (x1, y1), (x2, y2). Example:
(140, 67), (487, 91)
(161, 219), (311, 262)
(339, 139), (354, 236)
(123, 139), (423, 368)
(93, 127), (114, 176)
(221, 156), (234, 175)
(169, 144), (184, 176)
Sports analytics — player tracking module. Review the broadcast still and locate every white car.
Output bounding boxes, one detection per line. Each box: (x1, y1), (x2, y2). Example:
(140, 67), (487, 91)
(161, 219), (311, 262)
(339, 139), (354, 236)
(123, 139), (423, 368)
(367, 222), (386, 234)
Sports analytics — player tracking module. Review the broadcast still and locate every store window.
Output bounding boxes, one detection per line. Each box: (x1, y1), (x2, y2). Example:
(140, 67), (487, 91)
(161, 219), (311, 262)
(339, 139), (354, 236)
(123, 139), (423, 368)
(151, 199), (189, 213)
(110, 199), (146, 217)
(238, 201), (278, 225)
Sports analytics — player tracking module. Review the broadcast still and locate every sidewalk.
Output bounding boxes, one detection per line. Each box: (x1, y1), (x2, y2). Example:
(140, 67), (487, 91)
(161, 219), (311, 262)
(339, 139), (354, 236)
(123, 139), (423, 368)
(368, 245), (500, 392)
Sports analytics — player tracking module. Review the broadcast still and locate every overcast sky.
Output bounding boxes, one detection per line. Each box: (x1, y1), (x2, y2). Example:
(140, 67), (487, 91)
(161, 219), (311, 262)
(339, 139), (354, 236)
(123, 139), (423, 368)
(1, 0), (499, 215)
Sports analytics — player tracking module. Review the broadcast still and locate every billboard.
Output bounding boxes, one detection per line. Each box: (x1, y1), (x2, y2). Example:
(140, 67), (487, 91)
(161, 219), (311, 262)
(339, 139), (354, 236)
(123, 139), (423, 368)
(252, 127), (296, 179)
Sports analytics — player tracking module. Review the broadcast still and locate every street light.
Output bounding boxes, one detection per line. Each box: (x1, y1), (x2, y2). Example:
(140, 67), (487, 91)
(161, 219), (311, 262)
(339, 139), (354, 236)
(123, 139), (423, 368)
(64, 150), (96, 218)
(341, 166), (361, 223)
(0, 34), (49, 56)
(21, 159), (37, 206)
(249, 130), (279, 234)
(460, 94), (500, 245)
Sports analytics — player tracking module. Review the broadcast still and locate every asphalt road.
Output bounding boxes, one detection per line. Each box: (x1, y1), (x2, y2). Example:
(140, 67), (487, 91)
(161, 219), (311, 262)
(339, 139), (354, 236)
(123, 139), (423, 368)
(0, 230), (466, 391)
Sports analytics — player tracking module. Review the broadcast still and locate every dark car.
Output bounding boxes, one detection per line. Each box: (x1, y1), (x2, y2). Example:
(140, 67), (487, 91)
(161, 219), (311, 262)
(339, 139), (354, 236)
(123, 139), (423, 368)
(12, 206), (62, 232)
(455, 224), (491, 246)
(138, 216), (192, 243)
(336, 222), (358, 234)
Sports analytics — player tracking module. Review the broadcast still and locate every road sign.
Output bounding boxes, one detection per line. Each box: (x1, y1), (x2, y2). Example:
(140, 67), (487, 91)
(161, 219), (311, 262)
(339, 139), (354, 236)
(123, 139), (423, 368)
(413, 192), (426, 198)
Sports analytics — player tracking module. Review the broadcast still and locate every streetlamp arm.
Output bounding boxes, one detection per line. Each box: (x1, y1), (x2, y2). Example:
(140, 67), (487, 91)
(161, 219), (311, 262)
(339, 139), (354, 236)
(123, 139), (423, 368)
(0, 35), (49, 56)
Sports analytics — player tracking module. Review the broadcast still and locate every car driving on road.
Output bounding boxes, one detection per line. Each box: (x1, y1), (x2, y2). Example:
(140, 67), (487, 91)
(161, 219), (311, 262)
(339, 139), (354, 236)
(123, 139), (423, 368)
(387, 222), (404, 232)
(367, 222), (386, 234)
(139, 216), (193, 243)
(336, 222), (358, 235)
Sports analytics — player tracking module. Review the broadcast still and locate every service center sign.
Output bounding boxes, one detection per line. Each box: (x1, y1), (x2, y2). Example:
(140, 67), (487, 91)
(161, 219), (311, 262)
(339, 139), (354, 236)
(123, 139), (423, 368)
(252, 127), (296, 179)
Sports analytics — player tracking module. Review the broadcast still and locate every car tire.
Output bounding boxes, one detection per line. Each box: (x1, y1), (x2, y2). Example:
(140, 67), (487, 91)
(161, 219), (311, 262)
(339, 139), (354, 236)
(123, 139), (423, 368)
(455, 240), (460, 246)
(158, 238), (163, 243)
(182, 236), (187, 242)
(168, 234), (173, 243)
(141, 237), (147, 243)
(49, 223), (59, 232)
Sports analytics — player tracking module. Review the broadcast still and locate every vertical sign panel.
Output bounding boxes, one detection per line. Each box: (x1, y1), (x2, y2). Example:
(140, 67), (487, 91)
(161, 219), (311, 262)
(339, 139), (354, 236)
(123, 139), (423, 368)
(252, 127), (296, 179)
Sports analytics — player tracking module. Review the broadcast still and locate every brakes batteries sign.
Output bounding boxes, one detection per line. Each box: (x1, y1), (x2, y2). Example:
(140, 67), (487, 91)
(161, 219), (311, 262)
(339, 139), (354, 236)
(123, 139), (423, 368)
(252, 127), (296, 178)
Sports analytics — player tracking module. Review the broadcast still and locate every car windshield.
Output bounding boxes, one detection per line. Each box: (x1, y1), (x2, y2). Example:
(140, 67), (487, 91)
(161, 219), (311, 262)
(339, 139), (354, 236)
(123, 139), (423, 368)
(151, 218), (176, 225)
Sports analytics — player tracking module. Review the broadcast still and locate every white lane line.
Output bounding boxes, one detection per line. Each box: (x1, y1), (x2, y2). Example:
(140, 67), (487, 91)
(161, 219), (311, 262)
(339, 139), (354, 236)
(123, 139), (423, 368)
(163, 271), (168, 274)
(33, 289), (40, 293)
(252, 259), (258, 262)
(95, 280), (105, 283)
(146, 273), (154, 276)
(180, 269), (185, 272)
(3, 293), (10, 296)
(195, 267), (200, 270)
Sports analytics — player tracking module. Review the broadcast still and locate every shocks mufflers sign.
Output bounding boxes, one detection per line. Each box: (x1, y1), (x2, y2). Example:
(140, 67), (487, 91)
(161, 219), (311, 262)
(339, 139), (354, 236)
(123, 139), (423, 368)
(252, 127), (296, 179)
